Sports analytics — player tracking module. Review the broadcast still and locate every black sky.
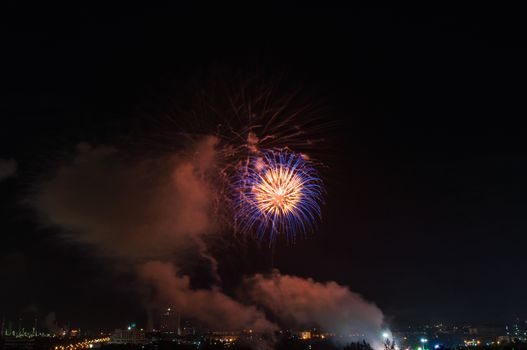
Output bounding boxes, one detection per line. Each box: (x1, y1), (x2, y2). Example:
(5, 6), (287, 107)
(1, 4), (526, 330)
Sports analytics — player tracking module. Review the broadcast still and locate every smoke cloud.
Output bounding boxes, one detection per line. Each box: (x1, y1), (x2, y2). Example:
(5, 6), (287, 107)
(139, 260), (277, 333)
(245, 271), (386, 347)
(30, 139), (218, 260)
(0, 158), (17, 181)
(28, 137), (280, 333)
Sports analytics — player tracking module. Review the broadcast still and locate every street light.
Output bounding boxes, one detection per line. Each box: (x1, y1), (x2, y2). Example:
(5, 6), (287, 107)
(420, 338), (428, 350)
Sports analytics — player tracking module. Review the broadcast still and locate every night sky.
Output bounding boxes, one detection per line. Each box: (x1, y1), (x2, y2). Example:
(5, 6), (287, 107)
(1, 4), (526, 330)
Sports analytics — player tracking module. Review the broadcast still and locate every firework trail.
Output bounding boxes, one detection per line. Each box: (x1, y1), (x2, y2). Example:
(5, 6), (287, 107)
(234, 149), (323, 243)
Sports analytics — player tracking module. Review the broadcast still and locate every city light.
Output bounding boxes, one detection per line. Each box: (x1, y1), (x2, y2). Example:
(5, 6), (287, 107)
(53, 337), (110, 350)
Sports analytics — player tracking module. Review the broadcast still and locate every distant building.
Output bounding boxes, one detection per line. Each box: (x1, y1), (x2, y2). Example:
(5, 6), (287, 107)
(110, 329), (148, 345)
(0, 336), (52, 350)
(298, 331), (312, 340)
(469, 325), (504, 341)
(160, 307), (181, 334)
(181, 320), (197, 336)
(506, 318), (527, 340)
(210, 331), (239, 346)
(1, 337), (35, 350)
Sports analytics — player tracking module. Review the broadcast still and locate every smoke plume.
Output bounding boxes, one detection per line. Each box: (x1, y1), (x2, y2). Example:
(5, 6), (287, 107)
(245, 271), (386, 347)
(139, 260), (277, 332)
(30, 139), (217, 260)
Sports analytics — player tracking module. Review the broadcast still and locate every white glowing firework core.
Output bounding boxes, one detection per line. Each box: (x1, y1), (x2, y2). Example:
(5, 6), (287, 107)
(252, 165), (303, 216)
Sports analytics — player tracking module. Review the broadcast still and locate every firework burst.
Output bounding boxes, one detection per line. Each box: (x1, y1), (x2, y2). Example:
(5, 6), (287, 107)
(135, 72), (328, 242)
(235, 149), (324, 242)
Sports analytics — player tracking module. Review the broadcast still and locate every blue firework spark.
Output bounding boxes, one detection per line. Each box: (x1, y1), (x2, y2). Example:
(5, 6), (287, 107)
(234, 149), (324, 242)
